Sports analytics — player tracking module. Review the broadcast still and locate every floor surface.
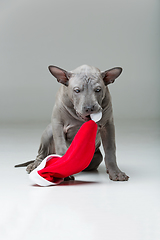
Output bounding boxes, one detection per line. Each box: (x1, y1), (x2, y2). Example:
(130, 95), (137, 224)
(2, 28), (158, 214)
(0, 119), (160, 240)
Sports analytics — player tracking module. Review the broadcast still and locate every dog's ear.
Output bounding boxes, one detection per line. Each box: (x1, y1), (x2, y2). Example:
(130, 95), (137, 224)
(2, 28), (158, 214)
(48, 66), (72, 86)
(101, 67), (122, 85)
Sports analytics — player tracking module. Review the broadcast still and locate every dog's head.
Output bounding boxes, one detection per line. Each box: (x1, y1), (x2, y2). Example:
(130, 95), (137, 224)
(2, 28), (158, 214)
(48, 65), (122, 121)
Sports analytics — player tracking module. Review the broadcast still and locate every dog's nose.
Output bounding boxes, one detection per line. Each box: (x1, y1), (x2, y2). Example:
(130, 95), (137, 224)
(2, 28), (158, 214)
(84, 105), (95, 113)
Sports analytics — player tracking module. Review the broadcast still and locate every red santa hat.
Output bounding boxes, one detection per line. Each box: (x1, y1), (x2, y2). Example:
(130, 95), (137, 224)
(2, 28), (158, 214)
(29, 119), (99, 186)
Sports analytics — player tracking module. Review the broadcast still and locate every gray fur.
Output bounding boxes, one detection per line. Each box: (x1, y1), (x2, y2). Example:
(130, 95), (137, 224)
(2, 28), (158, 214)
(25, 65), (128, 181)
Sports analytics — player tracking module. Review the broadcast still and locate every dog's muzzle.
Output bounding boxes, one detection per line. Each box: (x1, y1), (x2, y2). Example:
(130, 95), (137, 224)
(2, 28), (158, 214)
(76, 110), (102, 122)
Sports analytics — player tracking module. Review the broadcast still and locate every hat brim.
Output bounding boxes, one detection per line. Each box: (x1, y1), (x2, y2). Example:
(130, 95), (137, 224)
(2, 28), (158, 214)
(29, 154), (64, 186)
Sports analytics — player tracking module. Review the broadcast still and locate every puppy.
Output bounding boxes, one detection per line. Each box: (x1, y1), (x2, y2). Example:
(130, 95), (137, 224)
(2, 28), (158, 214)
(17, 65), (129, 181)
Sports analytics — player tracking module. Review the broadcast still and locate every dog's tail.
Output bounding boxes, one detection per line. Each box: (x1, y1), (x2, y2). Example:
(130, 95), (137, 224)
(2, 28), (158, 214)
(14, 160), (34, 168)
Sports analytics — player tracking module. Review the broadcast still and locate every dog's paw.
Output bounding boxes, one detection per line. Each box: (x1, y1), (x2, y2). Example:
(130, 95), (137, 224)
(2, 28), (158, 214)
(64, 175), (75, 181)
(26, 160), (41, 174)
(108, 170), (129, 181)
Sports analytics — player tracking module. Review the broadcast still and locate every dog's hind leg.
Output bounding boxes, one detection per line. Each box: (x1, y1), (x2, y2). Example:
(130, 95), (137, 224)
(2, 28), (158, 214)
(26, 123), (55, 173)
(26, 124), (75, 181)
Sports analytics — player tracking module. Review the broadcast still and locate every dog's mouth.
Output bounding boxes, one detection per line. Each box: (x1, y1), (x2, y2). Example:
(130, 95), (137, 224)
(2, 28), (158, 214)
(76, 110), (102, 122)
(76, 111), (91, 121)
(84, 115), (91, 121)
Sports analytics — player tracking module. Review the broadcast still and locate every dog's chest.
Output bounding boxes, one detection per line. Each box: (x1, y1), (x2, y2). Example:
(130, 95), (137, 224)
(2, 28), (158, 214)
(63, 124), (82, 144)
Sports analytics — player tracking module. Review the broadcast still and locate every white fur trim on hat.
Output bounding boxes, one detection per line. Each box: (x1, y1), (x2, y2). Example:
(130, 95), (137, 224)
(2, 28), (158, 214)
(29, 154), (64, 187)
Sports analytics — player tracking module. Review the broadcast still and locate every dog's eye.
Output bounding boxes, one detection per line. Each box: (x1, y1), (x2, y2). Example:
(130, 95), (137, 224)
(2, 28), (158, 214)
(95, 88), (101, 93)
(74, 88), (81, 93)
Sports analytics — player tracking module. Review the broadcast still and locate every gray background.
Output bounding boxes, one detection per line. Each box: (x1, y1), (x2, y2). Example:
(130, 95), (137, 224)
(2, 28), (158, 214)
(0, 0), (159, 124)
(1, 2), (160, 239)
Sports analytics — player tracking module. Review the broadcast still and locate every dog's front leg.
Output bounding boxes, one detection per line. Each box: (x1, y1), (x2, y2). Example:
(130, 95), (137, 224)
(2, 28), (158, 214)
(52, 120), (68, 156)
(100, 119), (129, 181)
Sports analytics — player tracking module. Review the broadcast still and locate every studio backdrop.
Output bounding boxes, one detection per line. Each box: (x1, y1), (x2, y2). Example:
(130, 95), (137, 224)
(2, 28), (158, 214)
(0, 0), (159, 123)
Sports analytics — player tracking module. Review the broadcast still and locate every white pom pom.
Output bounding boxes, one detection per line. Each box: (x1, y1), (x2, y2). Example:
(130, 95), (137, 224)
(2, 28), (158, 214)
(90, 111), (102, 122)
